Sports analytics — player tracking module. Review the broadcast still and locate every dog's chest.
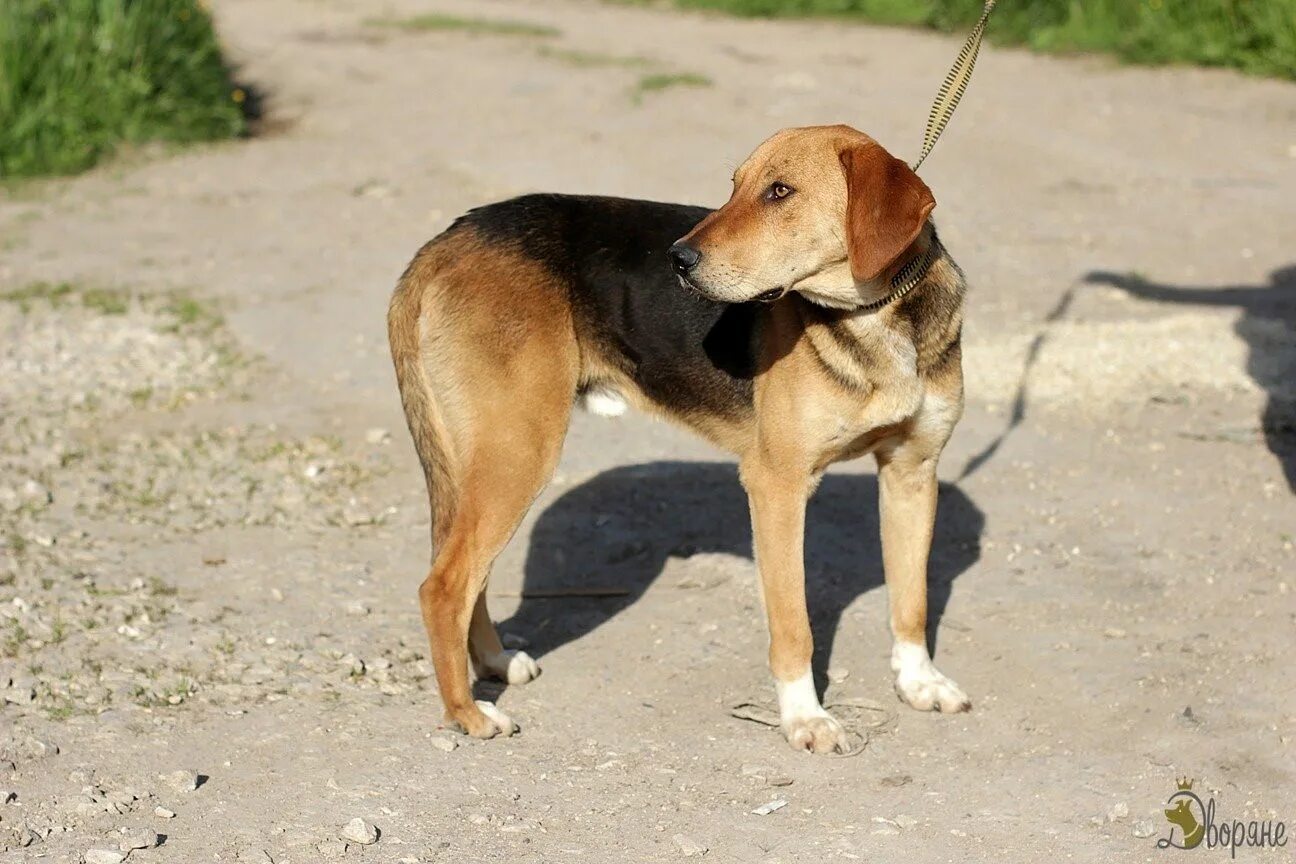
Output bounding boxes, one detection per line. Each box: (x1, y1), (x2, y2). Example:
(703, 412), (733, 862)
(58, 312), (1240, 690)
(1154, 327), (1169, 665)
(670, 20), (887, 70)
(806, 318), (926, 458)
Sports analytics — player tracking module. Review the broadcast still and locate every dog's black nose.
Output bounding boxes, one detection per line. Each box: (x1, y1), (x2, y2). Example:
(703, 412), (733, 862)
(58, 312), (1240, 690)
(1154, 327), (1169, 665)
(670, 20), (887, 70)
(668, 243), (701, 274)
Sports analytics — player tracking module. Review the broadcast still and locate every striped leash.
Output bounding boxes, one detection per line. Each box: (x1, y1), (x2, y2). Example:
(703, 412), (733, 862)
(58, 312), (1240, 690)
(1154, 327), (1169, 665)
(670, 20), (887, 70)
(912, 0), (997, 171)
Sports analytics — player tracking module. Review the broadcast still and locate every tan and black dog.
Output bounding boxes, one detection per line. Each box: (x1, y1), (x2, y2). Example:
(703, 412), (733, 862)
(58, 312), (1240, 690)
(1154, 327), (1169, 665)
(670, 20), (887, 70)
(388, 124), (970, 754)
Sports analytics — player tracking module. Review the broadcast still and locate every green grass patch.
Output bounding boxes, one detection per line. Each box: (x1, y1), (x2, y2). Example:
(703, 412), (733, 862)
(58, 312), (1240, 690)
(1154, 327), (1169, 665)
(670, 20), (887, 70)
(81, 287), (130, 316)
(623, 0), (1296, 80)
(631, 72), (712, 103)
(0, 280), (75, 312)
(0, 0), (249, 178)
(537, 46), (655, 68)
(365, 13), (560, 38)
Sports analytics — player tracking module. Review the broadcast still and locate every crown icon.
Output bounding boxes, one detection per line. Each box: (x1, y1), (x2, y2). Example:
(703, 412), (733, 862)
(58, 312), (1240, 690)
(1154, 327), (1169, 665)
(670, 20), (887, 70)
(1176, 777), (1194, 791)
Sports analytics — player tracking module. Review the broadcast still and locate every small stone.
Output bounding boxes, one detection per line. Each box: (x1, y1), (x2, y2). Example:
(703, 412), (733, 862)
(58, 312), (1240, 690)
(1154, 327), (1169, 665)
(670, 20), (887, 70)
(673, 833), (708, 856)
(740, 764), (772, 779)
(85, 851), (126, 864)
(364, 428), (390, 445)
(767, 776), (793, 787)
(1133, 819), (1156, 838)
(161, 769), (200, 792)
(20, 480), (51, 507)
(154, 806), (176, 818)
(342, 504), (375, 527)
(430, 737), (457, 753)
(14, 826), (38, 847)
(501, 633), (529, 650)
(344, 602), (370, 617)
(881, 774), (913, 788)
(119, 827), (159, 851)
(316, 840), (348, 858)
(0, 788), (16, 803)
(1107, 801), (1129, 822)
(1103, 627), (1126, 639)
(341, 817), (378, 845)
(826, 667), (849, 684)
(751, 799), (787, 816)
(3, 686), (36, 705)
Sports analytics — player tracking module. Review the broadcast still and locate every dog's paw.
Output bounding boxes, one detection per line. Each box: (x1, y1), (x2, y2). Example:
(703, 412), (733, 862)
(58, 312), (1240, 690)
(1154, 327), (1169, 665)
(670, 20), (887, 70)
(782, 711), (850, 754)
(894, 668), (971, 713)
(891, 641), (971, 713)
(476, 650), (541, 685)
(452, 700), (518, 739)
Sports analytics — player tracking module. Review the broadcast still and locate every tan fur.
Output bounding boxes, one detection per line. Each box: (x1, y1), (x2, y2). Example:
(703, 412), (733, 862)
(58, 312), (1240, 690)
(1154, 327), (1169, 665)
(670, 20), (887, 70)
(390, 125), (969, 749)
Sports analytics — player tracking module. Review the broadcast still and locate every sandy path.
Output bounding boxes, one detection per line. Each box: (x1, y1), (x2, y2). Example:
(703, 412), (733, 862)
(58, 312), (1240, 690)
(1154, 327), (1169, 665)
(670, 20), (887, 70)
(0, 0), (1293, 861)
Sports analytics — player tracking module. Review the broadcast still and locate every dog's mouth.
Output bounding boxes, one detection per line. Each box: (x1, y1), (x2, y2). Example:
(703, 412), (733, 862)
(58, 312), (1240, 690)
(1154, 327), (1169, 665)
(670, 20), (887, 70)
(677, 275), (786, 305)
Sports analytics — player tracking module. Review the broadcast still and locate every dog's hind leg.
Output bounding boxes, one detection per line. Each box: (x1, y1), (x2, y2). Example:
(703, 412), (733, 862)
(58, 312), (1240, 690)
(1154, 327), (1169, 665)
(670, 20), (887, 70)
(469, 591), (540, 685)
(390, 235), (577, 738)
(420, 424), (567, 736)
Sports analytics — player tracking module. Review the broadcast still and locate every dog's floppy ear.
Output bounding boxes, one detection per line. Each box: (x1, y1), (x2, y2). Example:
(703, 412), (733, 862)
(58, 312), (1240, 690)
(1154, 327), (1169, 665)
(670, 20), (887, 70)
(839, 143), (936, 284)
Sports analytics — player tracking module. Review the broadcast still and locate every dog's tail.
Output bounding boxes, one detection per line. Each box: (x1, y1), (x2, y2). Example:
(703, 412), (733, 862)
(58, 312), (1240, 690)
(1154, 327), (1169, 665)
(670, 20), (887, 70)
(388, 244), (460, 547)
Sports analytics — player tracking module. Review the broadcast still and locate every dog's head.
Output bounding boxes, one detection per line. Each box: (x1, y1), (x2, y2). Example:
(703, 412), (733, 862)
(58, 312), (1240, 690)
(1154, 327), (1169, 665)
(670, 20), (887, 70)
(1164, 799), (1198, 833)
(670, 125), (935, 308)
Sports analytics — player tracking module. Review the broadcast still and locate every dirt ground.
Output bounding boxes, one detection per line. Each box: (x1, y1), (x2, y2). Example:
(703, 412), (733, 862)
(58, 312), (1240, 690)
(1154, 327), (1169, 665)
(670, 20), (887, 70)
(1, 0), (1294, 861)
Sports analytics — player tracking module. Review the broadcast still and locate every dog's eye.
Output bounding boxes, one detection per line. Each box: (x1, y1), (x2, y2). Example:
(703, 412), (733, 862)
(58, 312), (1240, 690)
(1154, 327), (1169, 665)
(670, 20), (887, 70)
(765, 182), (793, 201)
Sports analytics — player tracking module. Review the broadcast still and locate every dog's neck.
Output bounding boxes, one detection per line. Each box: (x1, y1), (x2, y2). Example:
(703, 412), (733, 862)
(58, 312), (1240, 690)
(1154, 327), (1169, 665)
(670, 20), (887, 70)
(792, 226), (937, 311)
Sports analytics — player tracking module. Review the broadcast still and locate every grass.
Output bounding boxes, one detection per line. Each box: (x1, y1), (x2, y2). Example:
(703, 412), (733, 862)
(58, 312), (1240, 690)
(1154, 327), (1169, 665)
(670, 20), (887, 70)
(0, 0), (248, 178)
(365, 13), (559, 38)
(623, 0), (1296, 80)
(630, 72), (713, 103)
(536, 46), (655, 68)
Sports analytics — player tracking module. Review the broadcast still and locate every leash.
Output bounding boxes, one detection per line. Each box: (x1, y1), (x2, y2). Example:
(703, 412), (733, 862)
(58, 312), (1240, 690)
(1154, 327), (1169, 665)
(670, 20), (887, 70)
(912, 0), (996, 171)
(859, 2), (995, 312)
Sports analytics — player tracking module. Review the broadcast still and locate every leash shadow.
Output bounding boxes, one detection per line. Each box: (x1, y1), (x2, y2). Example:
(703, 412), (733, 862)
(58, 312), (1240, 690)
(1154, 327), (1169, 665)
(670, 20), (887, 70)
(494, 461), (983, 696)
(1084, 266), (1296, 492)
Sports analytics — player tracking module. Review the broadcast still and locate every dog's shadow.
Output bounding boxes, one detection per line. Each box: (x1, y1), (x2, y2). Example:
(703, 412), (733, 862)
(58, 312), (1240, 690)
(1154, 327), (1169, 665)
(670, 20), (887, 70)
(495, 461), (983, 693)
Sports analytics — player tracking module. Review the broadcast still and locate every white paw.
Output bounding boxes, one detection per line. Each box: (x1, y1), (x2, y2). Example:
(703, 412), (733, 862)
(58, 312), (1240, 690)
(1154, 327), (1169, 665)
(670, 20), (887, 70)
(782, 711), (850, 754)
(775, 670), (850, 754)
(477, 650), (541, 685)
(474, 700), (518, 737)
(892, 642), (970, 713)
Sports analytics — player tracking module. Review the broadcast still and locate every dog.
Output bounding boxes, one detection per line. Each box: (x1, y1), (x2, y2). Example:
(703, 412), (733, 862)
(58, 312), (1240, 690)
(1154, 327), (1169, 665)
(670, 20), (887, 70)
(388, 124), (970, 753)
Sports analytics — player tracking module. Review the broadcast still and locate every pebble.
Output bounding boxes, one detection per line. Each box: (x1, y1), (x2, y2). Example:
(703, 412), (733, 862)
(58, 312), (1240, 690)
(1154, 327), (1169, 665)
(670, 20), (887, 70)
(881, 774), (913, 787)
(342, 817), (379, 845)
(672, 833), (708, 857)
(119, 827), (159, 851)
(429, 736), (457, 753)
(154, 806), (176, 818)
(1133, 819), (1156, 838)
(0, 789), (16, 803)
(364, 427), (390, 445)
(161, 769), (200, 792)
(751, 799), (787, 816)
(85, 851), (126, 864)
(1107, 801), (1129, 822)
(317, 840), (348, 858)
(826, 667), (849, 683)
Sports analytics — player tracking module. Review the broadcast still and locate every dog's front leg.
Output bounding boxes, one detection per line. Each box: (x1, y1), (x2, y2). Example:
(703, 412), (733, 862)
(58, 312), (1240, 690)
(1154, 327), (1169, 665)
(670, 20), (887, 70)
(875, 447), (971, 713)
(742, 460), (849, 754)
